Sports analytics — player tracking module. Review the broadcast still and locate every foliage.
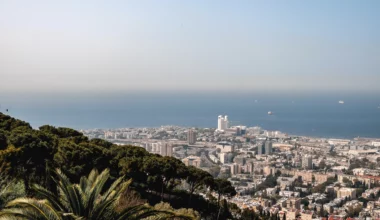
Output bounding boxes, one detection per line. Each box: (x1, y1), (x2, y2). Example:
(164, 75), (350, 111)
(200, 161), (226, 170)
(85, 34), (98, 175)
(0, 168), (171, 220)
(186, 166), (214, 204)
(0, 114), (32, 132)
(212, 178), (237, 219)
(143, 156), (189, 198)
(255, 175), (278, 192)
(0, 166), (25, 209)
(54, 140), (110, 182)
(150, 202), (200, 220)
(346, 206), (362, 218)
(311, 177), (336, 194)
(240, 208), (258, 220)
(0, 131), (7, 150)
(212, 178), (237, 203)
(0, 113), (237, 218)
(300, 199), (309, 208)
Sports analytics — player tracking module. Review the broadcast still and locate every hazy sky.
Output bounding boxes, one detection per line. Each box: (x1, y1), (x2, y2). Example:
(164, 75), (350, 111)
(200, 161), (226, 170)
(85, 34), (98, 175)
(1, 0), (379, 94)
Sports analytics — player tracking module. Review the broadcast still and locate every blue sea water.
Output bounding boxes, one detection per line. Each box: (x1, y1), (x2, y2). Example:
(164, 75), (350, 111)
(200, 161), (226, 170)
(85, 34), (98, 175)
(1, 92), (380, 139)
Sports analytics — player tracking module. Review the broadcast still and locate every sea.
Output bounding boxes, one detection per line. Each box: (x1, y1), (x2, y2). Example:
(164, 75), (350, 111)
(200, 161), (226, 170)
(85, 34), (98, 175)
(1, 91), (380, 139)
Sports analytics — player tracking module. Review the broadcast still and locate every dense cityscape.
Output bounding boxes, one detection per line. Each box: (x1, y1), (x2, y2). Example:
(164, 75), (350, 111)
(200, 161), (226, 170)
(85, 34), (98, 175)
(82, 115), (380, 220)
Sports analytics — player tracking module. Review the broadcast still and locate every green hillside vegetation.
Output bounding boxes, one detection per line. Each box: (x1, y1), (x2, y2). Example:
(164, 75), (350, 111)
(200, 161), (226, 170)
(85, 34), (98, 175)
(0, 113), (237, 219)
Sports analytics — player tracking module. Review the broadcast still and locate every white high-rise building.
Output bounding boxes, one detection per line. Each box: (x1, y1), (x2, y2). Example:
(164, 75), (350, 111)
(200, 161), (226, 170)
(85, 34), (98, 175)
(217, 115), (229, 131)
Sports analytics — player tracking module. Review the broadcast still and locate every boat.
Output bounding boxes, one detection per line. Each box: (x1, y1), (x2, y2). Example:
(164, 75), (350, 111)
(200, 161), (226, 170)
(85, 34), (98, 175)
(338, 100), (344, 104)
(268, 111), (273, 115)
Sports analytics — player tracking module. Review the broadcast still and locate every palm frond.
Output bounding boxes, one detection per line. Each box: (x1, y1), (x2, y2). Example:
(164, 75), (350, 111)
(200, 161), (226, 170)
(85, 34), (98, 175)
(88, 197), (117, 220)
(84, 169), (110, 217)
(32, 184), (65, 212)
(54, 169), (85, 216)
(115, 204), (169, 220)
(102, 177), (130, 202)
(0, 207), (37, 219)
(86, 169), (99, 190)
(4, 198), (61, 220)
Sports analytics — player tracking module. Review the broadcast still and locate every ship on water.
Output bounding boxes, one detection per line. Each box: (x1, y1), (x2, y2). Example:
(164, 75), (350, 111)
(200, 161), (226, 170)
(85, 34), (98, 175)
(268, 111), (273, 115)
(339, 100), (344, 104)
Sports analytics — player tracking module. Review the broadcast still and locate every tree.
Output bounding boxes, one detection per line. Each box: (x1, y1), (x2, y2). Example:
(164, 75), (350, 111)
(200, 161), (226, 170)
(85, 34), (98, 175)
(39, 125), (84, 139)
(0, 162), (25, 209)
(2, 128), (58, 193)
(0, 168), (179, 220)
(300, 199), (309, 208)
(152, 202), (200, 219)
(0, 113), (32, 131)
(212, 178), (236, 220)
(143, 156), (188, 200)
(111, 145), (150, 184)
(186, 166), (214, 204)
(343, 177), (353, 187)
(319, 160), (326, 170)
(208, 166), (221, 178)
(0, 131), (7, 150)
(256, 175), (278, 191)
(241, 208), (257, 220)
(319, 203), (324, 217)
(54, 140), (110, 182)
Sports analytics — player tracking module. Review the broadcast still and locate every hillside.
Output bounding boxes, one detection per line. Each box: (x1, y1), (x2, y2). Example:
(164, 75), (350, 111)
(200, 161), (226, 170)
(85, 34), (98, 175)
(0, 113), (240, 220)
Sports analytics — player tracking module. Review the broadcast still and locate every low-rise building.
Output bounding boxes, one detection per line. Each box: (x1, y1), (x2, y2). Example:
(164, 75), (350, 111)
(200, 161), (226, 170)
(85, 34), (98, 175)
(279, 191), (300, 198)
(336, 187), (356, 199)
(182, 156), (202, 167)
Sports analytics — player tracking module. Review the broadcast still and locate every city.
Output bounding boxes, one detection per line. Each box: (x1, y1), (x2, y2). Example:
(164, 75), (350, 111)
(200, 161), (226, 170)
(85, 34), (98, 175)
(1, 1), (379, 219)
(81, 115), (380, 220)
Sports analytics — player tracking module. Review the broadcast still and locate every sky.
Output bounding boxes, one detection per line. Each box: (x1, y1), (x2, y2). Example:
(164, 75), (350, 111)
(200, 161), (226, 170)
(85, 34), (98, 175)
(1, 0), (380, 94)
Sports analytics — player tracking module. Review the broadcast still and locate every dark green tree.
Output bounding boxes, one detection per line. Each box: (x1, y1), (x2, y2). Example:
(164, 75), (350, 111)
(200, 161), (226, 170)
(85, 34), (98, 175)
(143, 156), (188, 199)
(212, 178), (236, 220)
(186, 165), (214, 204)
(3, 127), (58, 193)
(241, 208), (256, 220)
(0, 113), (32, 131)
(54, 140), (110, 182)
(0, 131), (7, 150)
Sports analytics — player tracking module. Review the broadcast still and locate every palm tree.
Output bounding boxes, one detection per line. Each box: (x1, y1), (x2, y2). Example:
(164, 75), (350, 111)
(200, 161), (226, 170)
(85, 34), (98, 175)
(0, 169), (192, 220)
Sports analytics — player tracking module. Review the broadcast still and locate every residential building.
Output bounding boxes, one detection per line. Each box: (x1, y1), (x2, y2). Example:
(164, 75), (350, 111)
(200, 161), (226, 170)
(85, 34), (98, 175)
(337, 188), (356, 199)
(159, 142), (173, 157)
(302, 155), (313, 169)
(182, 156), (202, 167)
(220, 153), (229, 164)
(187, 129), (197, 145)
(216, 142), (234, 153)
(286, 197), (301, 210)
(230, 163), (239, 175)
(265, 141), (273, 155)
(258, 141), (272, 155)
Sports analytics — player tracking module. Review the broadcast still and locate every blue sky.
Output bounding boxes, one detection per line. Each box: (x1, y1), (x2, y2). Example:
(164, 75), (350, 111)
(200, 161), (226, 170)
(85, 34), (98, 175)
(0, 0), (379, 94)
